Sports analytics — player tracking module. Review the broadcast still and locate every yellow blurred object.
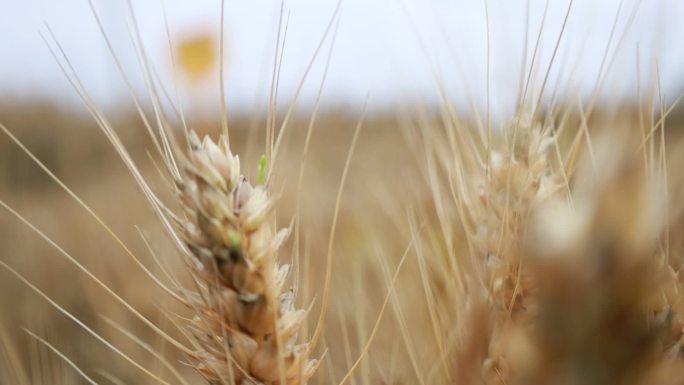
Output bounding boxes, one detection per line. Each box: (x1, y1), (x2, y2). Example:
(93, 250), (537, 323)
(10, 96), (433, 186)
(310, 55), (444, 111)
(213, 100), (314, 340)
(177, 33), (218, 80)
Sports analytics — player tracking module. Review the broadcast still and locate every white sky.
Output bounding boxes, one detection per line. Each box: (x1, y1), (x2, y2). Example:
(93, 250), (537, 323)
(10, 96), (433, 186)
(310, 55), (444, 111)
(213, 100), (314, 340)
(0, 0), (682, 115)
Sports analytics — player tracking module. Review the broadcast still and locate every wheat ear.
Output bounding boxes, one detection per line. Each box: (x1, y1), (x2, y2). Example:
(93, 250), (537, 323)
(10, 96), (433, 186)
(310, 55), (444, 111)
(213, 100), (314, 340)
(175, 131), (316, 384)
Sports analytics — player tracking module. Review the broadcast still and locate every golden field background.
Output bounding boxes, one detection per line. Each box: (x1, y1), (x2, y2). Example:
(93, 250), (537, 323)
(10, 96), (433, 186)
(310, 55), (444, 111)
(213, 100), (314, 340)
(3, 0), (684, 382)
(1, 96), (683, 384)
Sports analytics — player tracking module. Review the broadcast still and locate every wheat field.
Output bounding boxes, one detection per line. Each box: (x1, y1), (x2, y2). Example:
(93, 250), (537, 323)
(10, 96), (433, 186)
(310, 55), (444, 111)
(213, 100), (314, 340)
(1, 1), (684, 384)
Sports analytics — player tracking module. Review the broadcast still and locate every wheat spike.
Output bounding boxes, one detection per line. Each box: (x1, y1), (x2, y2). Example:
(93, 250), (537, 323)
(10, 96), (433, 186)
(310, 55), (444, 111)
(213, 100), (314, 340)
(175, 131), (316, 384)
(445, 110), (684, 384)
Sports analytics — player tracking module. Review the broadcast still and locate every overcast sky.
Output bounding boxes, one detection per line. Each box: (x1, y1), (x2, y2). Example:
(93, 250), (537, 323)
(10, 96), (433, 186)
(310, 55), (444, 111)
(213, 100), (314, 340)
(0, 0), (682, 115)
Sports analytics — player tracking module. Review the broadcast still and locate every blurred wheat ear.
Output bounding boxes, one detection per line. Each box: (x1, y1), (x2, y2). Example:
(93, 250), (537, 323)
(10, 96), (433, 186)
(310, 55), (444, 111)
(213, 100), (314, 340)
(427, 105), (684, 385)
